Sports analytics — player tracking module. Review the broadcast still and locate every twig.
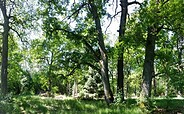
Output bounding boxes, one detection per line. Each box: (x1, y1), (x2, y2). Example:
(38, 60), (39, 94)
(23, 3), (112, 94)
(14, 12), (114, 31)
(105, 11), (121, 33)
(128, 1), (142, 6)
(62, 3), (87, 22)
(10, 26), (30, 45)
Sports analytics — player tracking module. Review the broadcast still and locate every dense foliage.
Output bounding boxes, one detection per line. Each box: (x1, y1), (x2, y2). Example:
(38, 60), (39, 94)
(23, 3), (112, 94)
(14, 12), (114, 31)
(0, 0), (183, 111)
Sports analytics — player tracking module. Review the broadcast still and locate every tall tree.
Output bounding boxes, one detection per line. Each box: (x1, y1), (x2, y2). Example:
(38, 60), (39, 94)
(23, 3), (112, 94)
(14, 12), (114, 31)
(0, 0), (10, 95)
(0, 0), (37, 95)
(140, 0), (177, 98)
(117, 0), (128, 101)
(142, 25), (160, 97)
(117, 0), (141, 101)
(88, 0), (114, 103)
(141, 1), (162, 98)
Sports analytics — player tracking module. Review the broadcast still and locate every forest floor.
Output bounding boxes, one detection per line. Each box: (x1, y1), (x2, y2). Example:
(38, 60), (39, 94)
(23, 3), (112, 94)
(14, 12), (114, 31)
(0, 95), (184, 114)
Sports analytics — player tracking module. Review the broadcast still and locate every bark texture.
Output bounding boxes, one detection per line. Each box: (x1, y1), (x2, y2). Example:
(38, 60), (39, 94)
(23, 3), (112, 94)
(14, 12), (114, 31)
(142, 27), (157, 97)
(88, 0), (114, 104)
(117, 0), (128, 101)
(0, 0), (10, 95)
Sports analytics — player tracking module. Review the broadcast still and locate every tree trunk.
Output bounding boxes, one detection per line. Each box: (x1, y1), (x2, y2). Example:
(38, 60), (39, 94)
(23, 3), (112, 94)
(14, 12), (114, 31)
(47, 52), (53, 97)
(117, 0), (128, 101)
(67, 82), (71, 96)
(141, 27), (157, 98)
(88, 0), (114, 104)
(126, 81), (129, 98)
(72, 77), (78, 97)
(0, 1), (10, 95)
(177, 35), (183, 69)
(153, 77), (157, 96)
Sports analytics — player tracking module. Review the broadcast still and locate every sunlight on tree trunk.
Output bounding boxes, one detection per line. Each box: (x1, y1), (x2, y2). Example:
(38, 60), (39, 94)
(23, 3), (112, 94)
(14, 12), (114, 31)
(88, 0), (114, 104)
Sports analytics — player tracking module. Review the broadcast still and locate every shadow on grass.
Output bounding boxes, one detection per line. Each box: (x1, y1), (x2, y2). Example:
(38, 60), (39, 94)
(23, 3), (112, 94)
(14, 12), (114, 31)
(0, 95), (144, 114)
(151, 98), (184, 114)
(6, 96), (184, 114)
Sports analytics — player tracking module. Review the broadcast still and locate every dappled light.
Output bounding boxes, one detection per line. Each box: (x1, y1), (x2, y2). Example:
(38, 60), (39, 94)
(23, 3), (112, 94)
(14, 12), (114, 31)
(0, 0), (183, 113)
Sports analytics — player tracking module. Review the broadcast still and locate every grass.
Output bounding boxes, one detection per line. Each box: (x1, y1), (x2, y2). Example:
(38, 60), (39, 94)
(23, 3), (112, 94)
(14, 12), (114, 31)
(150, 98), (184, 114)
(0, 95), (184, 114)
(0, 95), (143, 114)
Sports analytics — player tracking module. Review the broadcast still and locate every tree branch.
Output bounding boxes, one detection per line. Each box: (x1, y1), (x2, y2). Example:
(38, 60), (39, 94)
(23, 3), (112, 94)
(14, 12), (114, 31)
(152, 73), (163, 78)
(128, 1), (142, 6)
(156, 24), (164, 33)
(62, 3), (87, 21)
(66, 63), (81, 77)
(54, 28), (100, 61)
(83, 62), (101, 74)
(161, 0), (169, 6)
(105, 11), (121, 33)
(10, 26), (30, 45)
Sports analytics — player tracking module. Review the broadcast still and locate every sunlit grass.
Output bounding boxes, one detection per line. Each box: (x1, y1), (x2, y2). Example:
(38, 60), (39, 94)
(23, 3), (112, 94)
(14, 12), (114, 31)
(1, 95), (184, 114)
(0, 95), (144, 114)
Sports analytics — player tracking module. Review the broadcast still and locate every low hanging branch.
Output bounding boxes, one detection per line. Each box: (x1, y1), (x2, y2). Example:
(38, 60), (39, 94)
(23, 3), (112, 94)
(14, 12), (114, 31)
(53, 28), (100, 61)
(56, 63), (81, 79)
(83, 61), (101, 74)
(65, 63), (81, 77)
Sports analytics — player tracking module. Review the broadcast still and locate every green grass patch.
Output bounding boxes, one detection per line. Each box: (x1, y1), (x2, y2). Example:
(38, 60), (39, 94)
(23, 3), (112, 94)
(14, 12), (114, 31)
(0, 95), (143, 114)
(151, 98), (184, 114)
(1, 95), (184, 114)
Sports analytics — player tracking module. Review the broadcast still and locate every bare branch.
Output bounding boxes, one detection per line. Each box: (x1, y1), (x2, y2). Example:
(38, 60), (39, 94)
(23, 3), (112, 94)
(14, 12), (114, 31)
(162, 0), (169, 6)
(152, 73), (163, 78)
(105, 11), (121, 33)
(10, 26), (21, 37)
(66, 63), (81, 77)
(62, 3), (87, 21)
(128, 1), (142, 6)
(10, 26), (29, 45)
(8, 0), (16, 18)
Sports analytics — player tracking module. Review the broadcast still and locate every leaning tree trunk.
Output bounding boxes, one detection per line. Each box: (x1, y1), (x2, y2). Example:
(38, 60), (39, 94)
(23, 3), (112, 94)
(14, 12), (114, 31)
(141, 27), (157, 98)
(0, 1), (10, 95)
(117, 0), (128, 101)
(88, 0), (114, 104)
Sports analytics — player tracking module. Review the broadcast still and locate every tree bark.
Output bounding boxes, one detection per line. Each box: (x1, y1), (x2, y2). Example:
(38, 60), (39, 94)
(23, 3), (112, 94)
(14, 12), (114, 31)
(153, 77), (157, 96)
(72, 77), (78, 97)
(88, 0), (114, 104)
(0, 0), (10, 95)
(142, 26), (157, 98)
(177, 35), (183, 70)
(47, 52), (53, 97)
(117, 0), (128, 101)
